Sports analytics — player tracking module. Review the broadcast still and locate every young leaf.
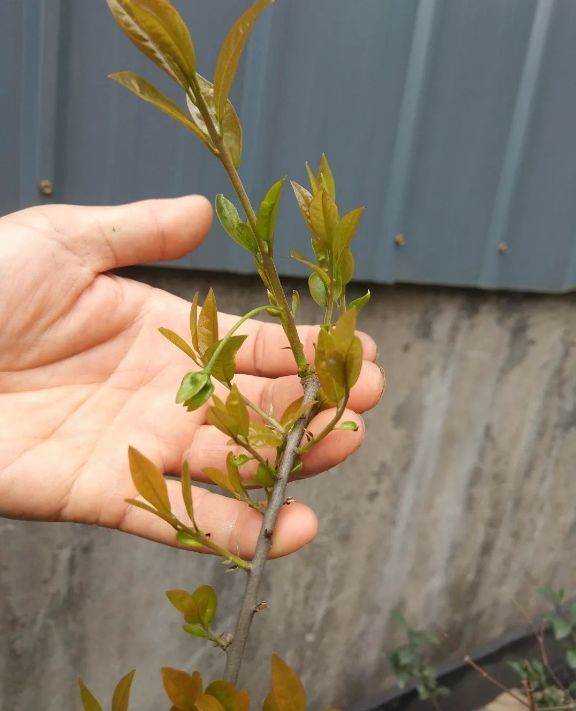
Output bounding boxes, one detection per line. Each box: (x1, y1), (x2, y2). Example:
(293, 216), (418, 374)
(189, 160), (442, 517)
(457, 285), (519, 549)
(318, 153), (336, 200)
(166, 588), (193, 615)
(128, 446), (171, 514)
(221, 99), (243, 169)
(280, 397), (316, 430)
(112, 670), (136, 711)
(226, 386), (250, 438)
(305, 161), (318, 194)
(290, 180), (313, 229)
(109, 72), (209, 145)
(107, 0), (196, 90)
(181, 461), (194, 524)
(159, 326), (198, 361)
(336, 421), (359, 432)
(78, 679), (104, 711)
(183, 623), (211, 639)
(176, 530), (204, 548)
(125, 498), (175, 526)
(191, 584), (218, 625)
(335, 206), (364, 252)
(207, 399), (240, 438)
(308, 272), (328, 308)
(215, 195), (257, 254)
(195, 695), (226, 711)
(256, 462), (275, 488)
(203, 466), (238, 497)
(213, 0), (273, 122)
(198, 288), (219, 354)
(256, 178), (287, 251)
(202, 335), (248, 384)
(290, 250), (330, 286)
(248, 422), (284, 448)
(264, 655), (306, 711)
(161, 668), (202, 711)
(226, 452), (246, 495)
(205, 681), (250, 711)
(175, 371), (213, 410)
(349, 289), (371, 312)
(190, 291), (200, 352)
(292, 290), (300, 318)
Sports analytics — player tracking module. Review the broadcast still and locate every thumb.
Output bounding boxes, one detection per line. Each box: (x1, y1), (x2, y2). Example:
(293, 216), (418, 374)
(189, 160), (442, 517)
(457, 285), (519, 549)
(43, 195), (213, 272)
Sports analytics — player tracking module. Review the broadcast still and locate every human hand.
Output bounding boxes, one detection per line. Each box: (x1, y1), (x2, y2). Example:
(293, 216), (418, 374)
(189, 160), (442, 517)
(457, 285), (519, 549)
(0, 196), (384, 557)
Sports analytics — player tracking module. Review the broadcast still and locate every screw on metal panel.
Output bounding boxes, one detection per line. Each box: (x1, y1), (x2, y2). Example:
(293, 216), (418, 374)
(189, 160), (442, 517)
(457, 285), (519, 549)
(38, 179), (53, 196)
(498, 242), (509, 254)
(394, 233), (406, 247)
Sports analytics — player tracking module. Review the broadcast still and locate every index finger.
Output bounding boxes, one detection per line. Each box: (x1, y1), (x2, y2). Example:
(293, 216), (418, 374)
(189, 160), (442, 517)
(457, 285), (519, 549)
(218, 314), (378, 378)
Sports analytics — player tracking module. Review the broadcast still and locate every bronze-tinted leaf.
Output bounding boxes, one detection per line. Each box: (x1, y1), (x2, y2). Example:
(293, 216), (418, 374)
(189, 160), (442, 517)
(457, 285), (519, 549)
(213, 0), (272, 121)
(292, 289), (300, 317)
(181, 461), (194, 523)
(128, 446), (171, 514)
(195, 695), (226, 711)
(107, 0), (196, 89)
(335, 206), (364, 252)
(198, 288), (219, 355)
(161, 667), (202, 711)
(290, 180), (313, 229)
(222, 99), (243, 168)
(280, 397), (316, 430)
(109, 72), (207, 144)
(308, 272), (328, 308)
(248, 422), (284, 448)
(226, 385), (250, 438)
(202, 466), (236, 496)
(190, 291), (200, 352)
(125, 498), (175, 525)
(256, 177), (286, 251)
(78, 679), (104, 711)
(315, 329), (344, 403)
(112, 670), (136, 711)
(207, 401), (239, 438)
(159, 326), (198, 361)
(166, 588), (193, 615)
(345, 335), (363, 390)
(318, 153), (336, 200)
(335, 248), (355, 299)
(226, 452), (246, 495)
(205, 681), (250, 711)
(265, 655), (306, 711)
(305, 161), (318, 194)
(215, 195), (257, 254)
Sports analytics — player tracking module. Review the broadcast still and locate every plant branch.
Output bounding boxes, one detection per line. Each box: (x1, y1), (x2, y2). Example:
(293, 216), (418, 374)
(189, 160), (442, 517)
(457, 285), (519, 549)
(297, 396), (348, 454)
(223, 372), (320, 684)
(464, 656), (531, 708)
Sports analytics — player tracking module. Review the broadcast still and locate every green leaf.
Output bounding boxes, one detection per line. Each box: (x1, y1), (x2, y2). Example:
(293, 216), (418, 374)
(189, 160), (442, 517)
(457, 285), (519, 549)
(305, 162), (318, 194)
(336, 248), (355, 291)
(309, 190), (338, 246)
(195, 695), (226, 711)
(248, 422), (284, 448)
(567, 649), (576, 670)
(175, 371), (212, 408)
(184, 381), (215, 412)
(215, 195), (257, 254)
(264, 655), (306, 711)
(128, 446), (171, 514)
(256, 463), (275, 488)
(256, 178), (287, 251)
(349, 290), (371, 313)
(198, 288), (219, 354)
(213, 0), (272, 122)
(107, 0), (196, 90)
(308, 272), (328, 308)
(290, 250), (330, 286)
(109, 72), (208, 146)
(203, 335), (248, 385)
(191, 585), (218, 626)
(159, 326), (198, 361)
(291, 290), (300, 318)
(318, 154), (336, 200)
(78, 679), (104, 711)
(539, 587), (564, 607)
(337, 421), (359, 431)
(182, 623), (211, 639)
(166, 589), (193, 615)
(112, 670), (136, 711)
(161, 667), (202, 711)
(181, 461), (194, 524)
(205, 681), (250, 711)
(176, 530), (204, 548)
(335, 207), (364, 252)
(550, 615), (572, 640)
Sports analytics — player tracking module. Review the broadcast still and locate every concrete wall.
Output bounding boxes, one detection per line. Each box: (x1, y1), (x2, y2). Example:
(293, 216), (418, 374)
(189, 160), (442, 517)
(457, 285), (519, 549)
(2, 269), (576, 710)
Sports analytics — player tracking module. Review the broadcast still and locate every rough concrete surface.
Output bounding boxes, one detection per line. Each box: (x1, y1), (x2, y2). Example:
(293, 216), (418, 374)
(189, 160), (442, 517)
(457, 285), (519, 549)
(2, 268), (576, 710)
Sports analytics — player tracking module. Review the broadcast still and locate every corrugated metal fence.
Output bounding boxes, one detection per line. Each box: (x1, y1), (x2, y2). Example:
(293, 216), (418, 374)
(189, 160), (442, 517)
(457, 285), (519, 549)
(2, 0), (576, 291)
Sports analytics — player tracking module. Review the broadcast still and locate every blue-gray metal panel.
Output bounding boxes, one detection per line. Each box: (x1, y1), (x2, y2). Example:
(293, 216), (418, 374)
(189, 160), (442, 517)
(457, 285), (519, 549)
(3, 0), (576, 292)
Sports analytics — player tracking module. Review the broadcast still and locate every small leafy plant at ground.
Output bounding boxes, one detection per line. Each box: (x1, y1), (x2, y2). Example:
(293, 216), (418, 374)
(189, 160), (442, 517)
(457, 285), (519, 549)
(78, 0), (374, 709)
(387, 610), (450, 709)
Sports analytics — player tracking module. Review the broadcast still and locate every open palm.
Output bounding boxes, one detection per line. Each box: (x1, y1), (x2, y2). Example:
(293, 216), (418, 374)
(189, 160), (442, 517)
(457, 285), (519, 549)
(0, 196), (383, 558)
